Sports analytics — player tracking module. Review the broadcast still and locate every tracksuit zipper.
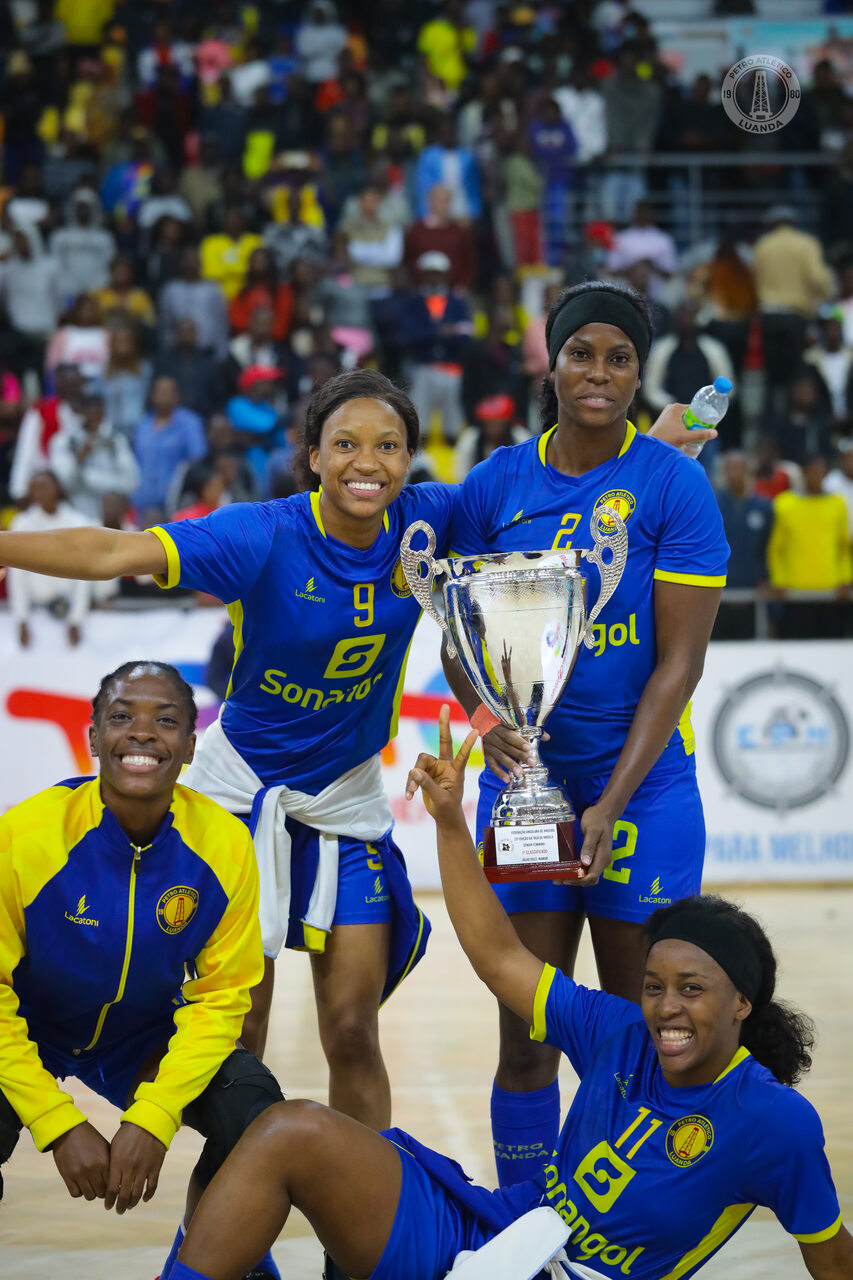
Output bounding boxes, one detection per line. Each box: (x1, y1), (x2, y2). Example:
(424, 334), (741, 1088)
(73, 842), (147, 1056)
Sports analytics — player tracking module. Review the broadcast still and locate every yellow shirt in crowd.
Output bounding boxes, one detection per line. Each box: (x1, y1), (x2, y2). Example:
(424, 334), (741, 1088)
(417, 19), (477, 91)
(54, 0), (115, 46)
(767, 491), (852, 590)
(200, 232), (263, 300)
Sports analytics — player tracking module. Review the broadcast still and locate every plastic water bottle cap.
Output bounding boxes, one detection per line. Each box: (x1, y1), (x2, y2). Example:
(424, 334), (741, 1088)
(713, 377), (733, 394)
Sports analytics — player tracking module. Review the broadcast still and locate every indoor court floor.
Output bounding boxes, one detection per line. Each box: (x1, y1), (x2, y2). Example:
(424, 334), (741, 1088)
(3, 885), (851, 1279)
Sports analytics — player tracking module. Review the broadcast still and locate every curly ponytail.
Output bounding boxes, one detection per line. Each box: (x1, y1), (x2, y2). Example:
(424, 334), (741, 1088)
(539, 375), (559, 434)
(731, 905), (815, 1086)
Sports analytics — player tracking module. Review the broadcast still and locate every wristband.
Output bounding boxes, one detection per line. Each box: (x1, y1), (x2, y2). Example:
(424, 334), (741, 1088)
(470, 703), (501, 736)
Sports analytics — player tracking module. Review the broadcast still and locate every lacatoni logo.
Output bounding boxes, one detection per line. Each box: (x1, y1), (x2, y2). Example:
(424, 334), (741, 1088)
(65, 893), (99, 927)
(721, 55), (801, 134)
(712, 670), (849, 810)
(295, 576), (326, 603)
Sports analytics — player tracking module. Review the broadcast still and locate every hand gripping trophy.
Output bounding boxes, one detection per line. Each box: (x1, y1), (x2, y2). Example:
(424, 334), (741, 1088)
(400, 508), (627, 882)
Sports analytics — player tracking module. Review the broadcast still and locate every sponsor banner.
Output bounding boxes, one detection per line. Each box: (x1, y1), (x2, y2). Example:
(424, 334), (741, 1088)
(695, 642), (853, 884)
(0, 617), (850, 886)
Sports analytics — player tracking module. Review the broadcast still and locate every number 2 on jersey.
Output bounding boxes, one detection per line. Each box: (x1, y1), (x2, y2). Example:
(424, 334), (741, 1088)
(552, 512), (582, 551)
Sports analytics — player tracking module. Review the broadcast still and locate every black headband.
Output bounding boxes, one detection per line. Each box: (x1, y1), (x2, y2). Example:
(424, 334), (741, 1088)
(647, 909), (763, 1004)
(548, 293), (651, 373)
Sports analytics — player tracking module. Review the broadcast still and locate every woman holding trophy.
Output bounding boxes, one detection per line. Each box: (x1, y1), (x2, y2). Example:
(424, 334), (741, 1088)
(440, 280), (730, 1188)
(159, 713), (852, 1280)
(0, 369), (455, 1142)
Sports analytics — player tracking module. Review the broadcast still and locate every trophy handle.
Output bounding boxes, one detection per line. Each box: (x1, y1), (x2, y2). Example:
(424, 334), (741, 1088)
(400, 520), (457, 659)
(580, 505), (628, 650)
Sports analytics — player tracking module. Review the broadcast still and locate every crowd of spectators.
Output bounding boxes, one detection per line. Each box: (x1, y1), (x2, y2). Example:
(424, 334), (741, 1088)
(2, 0), (853, 643)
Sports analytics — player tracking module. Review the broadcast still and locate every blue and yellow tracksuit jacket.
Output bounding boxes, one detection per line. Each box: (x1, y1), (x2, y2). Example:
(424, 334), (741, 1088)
(0, 777), (263, 1153)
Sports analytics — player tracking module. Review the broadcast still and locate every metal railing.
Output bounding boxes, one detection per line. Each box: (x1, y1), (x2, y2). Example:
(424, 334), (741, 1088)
(717, 587), (849, 640)
(571, 151), (834, 247)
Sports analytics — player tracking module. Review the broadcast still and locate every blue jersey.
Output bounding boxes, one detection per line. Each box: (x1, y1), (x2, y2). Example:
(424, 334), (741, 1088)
(450, 425), (729, 775)
(531, 965), (841, 1278)
(150, 484), (455, 792)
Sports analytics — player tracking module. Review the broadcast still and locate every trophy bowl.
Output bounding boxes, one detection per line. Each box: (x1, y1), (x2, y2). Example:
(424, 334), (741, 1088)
(400, 510), (627, 882)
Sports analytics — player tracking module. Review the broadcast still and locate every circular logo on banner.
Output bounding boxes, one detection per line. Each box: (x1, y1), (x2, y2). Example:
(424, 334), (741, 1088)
(712, 670), (849, 810)
(666, 1116), (714, 1168)
(156, 886), (199, 934)
(721, 55), (801, 135)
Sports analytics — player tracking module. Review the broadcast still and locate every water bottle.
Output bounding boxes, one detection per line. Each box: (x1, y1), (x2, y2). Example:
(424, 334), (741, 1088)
(682, 376), (733, 458)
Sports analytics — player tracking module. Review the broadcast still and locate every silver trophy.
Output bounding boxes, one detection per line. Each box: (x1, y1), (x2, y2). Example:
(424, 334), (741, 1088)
(400, 510), (628, 881)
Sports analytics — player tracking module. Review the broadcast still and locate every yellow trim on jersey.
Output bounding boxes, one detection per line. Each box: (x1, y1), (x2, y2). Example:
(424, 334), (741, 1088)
(538, 422), (636, 466)
(618, 421), (637, 457)
(148, 525), (181, 589)
(82, 848), (141, 1052)
(538, 425), (557, 465)
(225, 601), (245, 700)
(653, 569), (727, 588)
(530, 963), (556, 1042)
(310, 489), (326, 537)
(380, 905), (426, 1008)
(713, 1045), (751, 1083)
(309, 487), (391, 538)
(388, 634), (415, 741)
(794, 1213), (843, 1244)
(658, 1203), (755, 1279)
(676, 701), (696, 757)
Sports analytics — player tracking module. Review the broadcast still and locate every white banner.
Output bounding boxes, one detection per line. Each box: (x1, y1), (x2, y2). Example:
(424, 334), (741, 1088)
(694, 642), (853, 883)
(0, 615), (851, 886)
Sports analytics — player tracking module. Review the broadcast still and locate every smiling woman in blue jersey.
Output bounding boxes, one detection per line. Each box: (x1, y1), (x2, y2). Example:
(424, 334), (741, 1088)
(0, 370), (456, 1139)
(161, 714), (852, 1280)
(439, 280), (730, 1191)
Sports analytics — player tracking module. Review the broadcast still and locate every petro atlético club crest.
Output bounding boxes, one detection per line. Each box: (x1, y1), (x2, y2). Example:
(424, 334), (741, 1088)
(390, 557), (413, 598)
(156, 886), (199, 935)
(594, 489), (636, 533)
(666, 1115), (714, 1168)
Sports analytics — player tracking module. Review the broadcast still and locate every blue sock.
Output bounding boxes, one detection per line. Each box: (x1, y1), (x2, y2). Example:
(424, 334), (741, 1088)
(163, 1224), (278, 1280)
(249, 1249), (281, 1278)
(491, 1079), (560, 1188)
(160, 1223), (184, 1280)
(169, 1264), (212, 1280)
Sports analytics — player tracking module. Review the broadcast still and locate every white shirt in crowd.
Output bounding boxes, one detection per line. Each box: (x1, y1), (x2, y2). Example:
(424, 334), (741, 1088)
(48, 416), (141, 521)
(804, 346), (853, 421)
(607, 225), (678, 301)
(553, 85), (607, 163)
(825, 466), (853, 537)
(6, 502), (92, 627)
(9, 399), (81, 501)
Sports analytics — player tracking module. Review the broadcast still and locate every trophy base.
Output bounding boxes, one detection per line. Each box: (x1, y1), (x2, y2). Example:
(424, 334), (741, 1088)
(482, 822), (582, 883)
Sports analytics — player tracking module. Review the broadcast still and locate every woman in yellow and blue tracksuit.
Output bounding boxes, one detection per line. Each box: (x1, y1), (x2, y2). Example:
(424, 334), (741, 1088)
(0, 660), (284, 1280)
